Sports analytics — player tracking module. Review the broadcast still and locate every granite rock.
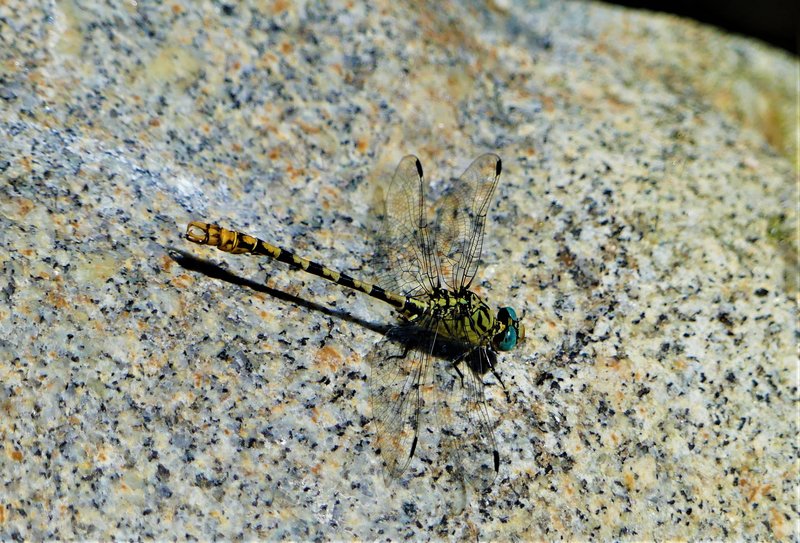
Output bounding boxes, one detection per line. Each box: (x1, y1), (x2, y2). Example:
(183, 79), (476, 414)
(0, 0), (796, 540)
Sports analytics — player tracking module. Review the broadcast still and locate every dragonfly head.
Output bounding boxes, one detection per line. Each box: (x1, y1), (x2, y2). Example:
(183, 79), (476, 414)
(493, 306), (524, 351)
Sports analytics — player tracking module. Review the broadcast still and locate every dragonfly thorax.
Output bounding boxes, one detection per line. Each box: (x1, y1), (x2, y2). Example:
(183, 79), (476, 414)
(403, 290), (521, 351)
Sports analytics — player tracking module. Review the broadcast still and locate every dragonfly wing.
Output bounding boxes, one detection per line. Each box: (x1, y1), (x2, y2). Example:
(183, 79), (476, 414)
(373, 155), (438, 297)
(432, 343), (501, 491)
(368, 326), (500, 489)
(367, 325), (435, 479)
(433, 153), (502, 292)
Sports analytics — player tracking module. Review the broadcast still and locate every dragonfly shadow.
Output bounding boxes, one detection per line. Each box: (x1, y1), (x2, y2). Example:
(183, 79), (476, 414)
(167, 248), (391, 337)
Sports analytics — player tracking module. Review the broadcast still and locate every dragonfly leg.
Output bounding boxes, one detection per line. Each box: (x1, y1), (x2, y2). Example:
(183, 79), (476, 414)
(490, 367), (511, 403)
(451, 361), (466, 387)
(386, 343), (412, 362)
(484, 350), (511, 403)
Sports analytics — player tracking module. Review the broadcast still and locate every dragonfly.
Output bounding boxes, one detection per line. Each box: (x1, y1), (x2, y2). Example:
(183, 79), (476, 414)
(185, 154), (524, 489)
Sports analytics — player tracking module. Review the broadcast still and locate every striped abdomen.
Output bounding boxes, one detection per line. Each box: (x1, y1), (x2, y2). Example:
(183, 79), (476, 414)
(185, 222), (428, 317)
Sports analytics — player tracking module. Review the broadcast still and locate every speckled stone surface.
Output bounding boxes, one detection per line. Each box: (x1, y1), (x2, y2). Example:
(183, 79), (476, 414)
(1, 0), (796, 540)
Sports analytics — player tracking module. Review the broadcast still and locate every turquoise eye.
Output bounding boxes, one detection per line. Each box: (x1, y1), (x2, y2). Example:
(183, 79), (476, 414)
(497, 326), (517, 351)
(495, 306), (520, 350)
(497, 306), (517, 323)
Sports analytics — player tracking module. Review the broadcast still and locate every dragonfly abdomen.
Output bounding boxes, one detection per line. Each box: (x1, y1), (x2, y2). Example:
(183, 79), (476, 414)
(185, 222), (427, 315)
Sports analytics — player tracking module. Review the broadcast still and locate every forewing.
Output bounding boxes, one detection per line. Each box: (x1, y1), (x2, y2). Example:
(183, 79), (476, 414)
(433, 154), (501, 291)
(368, 326), (501, 489)
(373, 155), (437, 297)
(431, 344), (500, 491)
(367, 326), (434, 479)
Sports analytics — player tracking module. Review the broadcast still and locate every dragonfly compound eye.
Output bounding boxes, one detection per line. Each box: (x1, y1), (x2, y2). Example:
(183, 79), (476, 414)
(494, 306), (521, 351)
(496, 324), (518, 351)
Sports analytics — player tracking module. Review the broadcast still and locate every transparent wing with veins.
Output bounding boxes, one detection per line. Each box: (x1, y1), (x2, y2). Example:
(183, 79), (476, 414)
(368, 325), (500, 489)
(429, 339), (501, 491)
(433, 153), (502, 293)
(372, 155), (438, 298)
(367, 326), (435, 478)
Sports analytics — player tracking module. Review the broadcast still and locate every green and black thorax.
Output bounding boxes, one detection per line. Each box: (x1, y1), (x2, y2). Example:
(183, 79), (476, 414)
(402, 288), (523, 354)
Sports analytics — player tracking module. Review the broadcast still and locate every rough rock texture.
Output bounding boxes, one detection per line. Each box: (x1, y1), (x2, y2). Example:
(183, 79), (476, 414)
(1, 0), (796, 540)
